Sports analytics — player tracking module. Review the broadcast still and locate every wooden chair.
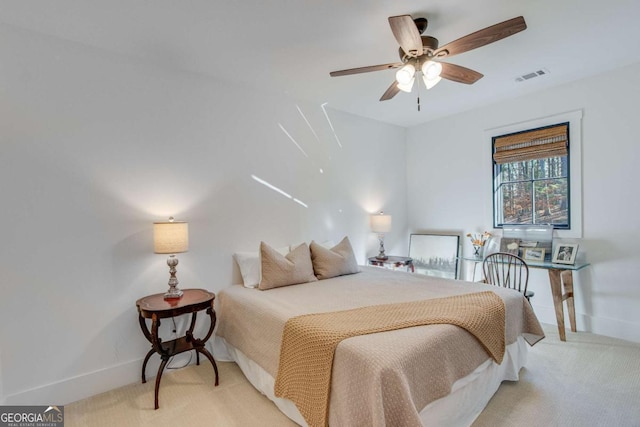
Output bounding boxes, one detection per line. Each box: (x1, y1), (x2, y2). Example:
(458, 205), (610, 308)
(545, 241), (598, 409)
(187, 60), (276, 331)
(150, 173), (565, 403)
(482, 252), (534, 301)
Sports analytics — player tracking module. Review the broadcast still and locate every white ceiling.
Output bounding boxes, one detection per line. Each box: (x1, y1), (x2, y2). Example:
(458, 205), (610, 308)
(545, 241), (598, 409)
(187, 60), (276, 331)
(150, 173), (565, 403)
(1, 0), (639, 127)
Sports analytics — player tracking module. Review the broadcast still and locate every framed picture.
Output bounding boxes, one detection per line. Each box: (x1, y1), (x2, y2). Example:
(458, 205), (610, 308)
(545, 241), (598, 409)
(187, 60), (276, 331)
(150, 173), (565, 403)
(500, 238), (520, 255)
(409, 234), (460, 280)
(552, 244), (579, 264)
(523, 248), (545, 262)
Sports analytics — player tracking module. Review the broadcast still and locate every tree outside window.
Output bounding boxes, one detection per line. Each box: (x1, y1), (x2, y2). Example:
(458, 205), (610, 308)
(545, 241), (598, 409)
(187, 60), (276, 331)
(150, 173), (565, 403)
(492, 123), (570, 229)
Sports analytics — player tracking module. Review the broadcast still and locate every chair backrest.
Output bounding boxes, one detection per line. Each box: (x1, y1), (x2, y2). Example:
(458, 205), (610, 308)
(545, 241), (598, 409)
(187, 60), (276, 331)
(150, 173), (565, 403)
(482, 252), (529, 296)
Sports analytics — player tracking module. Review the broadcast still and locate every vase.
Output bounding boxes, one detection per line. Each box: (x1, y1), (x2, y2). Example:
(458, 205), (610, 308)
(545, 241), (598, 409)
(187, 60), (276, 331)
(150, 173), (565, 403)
(473, 245), (483, 258)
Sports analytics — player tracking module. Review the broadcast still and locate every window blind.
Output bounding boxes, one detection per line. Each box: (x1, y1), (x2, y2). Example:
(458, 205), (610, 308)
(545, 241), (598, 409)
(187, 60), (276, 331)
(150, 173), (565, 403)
(493, 123), (568, 164)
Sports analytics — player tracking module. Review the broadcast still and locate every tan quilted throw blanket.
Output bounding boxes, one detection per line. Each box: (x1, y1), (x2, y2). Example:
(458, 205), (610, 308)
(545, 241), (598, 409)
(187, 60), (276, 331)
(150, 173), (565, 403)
(274, 291), (505, 427)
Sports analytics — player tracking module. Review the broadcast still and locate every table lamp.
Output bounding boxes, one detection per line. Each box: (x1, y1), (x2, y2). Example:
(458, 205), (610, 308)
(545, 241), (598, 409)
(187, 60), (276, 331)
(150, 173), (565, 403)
(370, 212), (392, 260)
(154, 217), (189, 299)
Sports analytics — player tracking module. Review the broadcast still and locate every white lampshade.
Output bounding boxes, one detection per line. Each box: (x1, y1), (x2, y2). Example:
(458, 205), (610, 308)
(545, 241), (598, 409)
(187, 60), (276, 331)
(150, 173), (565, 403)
(422, 60), (443, 90)
(370, 213), (392, 233)
(421, 60), (442, 79)
(397, 78), (415, 93)
(154, 220), (189, 254)
(395, 64), (416, 84)
(423, 74), (442, 90)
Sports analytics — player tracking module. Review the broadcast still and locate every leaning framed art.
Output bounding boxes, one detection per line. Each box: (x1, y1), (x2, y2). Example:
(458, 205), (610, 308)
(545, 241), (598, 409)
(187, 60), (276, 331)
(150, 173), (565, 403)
(409, 234), (461, 279)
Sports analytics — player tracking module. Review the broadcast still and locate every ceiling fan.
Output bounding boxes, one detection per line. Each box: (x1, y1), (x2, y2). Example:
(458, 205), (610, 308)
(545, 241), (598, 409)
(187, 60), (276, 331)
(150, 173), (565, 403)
(329, 15), (527, 109)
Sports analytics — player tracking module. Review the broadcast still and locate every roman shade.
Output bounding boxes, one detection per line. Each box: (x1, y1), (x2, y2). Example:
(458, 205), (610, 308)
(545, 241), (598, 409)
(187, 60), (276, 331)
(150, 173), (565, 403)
(493, 123), (568, 164)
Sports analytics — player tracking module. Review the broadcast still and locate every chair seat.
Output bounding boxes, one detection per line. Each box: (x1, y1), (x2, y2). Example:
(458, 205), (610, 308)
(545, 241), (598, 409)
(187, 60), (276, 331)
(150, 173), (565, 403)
(525, 290), (535, 300)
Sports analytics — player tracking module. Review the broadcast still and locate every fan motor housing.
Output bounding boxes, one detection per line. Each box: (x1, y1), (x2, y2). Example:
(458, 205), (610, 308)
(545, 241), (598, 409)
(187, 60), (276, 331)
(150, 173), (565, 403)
(398, 36), (439, 61)
(421, 36), (439, 52)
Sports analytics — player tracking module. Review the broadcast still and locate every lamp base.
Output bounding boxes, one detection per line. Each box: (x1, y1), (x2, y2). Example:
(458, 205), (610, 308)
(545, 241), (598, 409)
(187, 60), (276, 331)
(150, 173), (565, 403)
(376, 235), (388, 260)
(164, 255), (183, 300)
(164, 288), (183, 300)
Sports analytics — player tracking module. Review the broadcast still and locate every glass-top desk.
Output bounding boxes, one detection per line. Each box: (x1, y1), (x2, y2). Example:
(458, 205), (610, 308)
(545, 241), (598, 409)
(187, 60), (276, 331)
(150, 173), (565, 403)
(527, 260), (590, 342)
(459, 256), (590, 341)
(458, 256), (484, 281)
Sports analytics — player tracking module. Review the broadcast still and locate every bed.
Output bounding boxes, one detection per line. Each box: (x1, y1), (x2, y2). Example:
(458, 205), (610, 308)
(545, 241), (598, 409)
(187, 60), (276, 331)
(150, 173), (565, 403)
(214, 265), (544, 426)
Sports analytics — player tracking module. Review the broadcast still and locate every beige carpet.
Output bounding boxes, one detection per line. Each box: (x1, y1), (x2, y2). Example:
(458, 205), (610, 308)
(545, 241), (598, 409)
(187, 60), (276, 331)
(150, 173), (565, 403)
(66, 324), (640, 426)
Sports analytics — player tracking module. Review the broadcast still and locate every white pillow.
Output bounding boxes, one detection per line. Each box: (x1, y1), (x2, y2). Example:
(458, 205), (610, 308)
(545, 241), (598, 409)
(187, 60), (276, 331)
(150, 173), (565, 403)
(234, 245), (289, 288)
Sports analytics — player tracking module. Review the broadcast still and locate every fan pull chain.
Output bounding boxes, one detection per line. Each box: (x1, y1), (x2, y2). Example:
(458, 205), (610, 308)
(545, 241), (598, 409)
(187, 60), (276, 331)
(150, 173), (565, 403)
(416, 75), (421, 111)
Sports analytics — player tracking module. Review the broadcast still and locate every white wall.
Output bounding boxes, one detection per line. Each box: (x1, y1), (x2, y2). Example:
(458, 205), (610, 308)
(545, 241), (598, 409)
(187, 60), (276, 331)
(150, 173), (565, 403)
(0, 24), (408, 404)
(407, 61), (640, 343)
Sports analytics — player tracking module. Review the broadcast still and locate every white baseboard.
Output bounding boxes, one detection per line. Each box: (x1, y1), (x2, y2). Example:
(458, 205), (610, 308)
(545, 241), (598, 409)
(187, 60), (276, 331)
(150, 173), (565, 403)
(3, 355), (167, 406)
(532, 304), (640, 343)
(5, 342), (212, 406)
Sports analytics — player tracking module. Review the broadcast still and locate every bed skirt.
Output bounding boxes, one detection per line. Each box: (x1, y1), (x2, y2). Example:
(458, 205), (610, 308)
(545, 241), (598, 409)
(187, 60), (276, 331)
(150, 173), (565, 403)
(211, 334), (529, 427)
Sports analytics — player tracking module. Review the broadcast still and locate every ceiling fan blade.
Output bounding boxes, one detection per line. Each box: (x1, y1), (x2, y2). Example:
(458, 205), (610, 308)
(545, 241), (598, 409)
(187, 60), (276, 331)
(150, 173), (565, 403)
(380, 81), (401, 101)
(439, 62), (483, 84)
(389, 15), (423, 57)
(330, 62), (403, 77)
(434, 16), (526, 58)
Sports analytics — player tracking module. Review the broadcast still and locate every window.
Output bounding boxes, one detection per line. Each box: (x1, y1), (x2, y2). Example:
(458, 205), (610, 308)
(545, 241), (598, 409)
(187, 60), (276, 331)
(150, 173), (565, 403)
(492, 123), (570, 229)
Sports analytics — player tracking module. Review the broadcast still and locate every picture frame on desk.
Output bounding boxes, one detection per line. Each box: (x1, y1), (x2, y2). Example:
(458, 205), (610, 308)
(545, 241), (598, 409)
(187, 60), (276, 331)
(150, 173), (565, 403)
(523, 248), (545, 262)
(552, 243), (579, 264)
(500, 238), (520, 255)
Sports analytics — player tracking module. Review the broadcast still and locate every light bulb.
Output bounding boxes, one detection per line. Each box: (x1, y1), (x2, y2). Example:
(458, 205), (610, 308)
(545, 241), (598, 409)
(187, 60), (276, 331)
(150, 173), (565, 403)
(395, 64), (416, 85)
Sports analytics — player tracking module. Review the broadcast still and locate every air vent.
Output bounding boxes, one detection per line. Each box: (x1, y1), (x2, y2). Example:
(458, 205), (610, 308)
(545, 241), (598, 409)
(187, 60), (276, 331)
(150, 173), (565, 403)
(515, 68), (550, 82)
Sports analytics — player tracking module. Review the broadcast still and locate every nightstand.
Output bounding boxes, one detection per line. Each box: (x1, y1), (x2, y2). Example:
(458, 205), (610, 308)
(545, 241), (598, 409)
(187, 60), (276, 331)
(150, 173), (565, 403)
(136, 288), (219, 409)
(368, 256), (415, 272)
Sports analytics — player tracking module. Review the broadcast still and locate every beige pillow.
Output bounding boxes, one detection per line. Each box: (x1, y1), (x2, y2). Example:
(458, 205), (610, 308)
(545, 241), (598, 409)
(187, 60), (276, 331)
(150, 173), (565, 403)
(233, 245), (290, 288)
(310, 236), (360, 280)
(258, 242), (317, 290)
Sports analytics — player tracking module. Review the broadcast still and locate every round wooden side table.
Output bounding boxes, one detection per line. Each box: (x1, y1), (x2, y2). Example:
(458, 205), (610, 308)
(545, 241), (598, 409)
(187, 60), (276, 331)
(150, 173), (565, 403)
(136, 288), (219, 409)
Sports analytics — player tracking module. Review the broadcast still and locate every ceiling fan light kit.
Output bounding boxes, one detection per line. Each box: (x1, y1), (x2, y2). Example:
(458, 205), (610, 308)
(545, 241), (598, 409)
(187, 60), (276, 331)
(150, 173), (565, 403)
(394, 59), (442, 93)
(330, 14), (527, 109)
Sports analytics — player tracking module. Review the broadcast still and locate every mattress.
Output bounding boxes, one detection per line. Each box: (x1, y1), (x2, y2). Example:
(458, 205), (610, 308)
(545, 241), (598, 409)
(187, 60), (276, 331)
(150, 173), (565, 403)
(214, 266), (544, 426)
